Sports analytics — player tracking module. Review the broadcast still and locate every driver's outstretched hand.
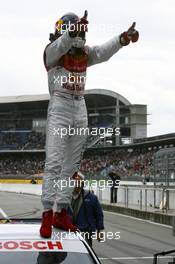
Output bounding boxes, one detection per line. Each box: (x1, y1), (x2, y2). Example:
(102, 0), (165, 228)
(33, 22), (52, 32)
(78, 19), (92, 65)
(120, 22), (139, 46)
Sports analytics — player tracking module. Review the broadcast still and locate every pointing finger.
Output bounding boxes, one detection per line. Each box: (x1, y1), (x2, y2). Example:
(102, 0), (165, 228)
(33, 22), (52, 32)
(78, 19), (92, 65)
(131, 22), (136, 29)
(127, 22), (136, 35)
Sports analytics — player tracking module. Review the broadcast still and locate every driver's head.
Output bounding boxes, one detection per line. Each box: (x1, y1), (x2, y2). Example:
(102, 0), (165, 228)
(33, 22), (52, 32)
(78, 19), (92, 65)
(55, 12), (79, 37)
(49, 12), (87, 49)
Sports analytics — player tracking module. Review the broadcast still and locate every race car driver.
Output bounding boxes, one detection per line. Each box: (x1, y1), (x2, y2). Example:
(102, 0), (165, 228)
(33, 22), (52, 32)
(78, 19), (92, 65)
(40, 11), (139, 238)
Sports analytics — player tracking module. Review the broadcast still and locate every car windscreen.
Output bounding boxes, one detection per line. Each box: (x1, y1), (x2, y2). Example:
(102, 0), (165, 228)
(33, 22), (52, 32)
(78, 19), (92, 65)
(0, 251), (97, 264)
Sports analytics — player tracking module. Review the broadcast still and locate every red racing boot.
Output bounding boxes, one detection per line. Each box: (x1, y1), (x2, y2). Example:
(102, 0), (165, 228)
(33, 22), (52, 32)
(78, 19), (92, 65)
(53, 208), (77, 232)
(40, 209), (53, 238)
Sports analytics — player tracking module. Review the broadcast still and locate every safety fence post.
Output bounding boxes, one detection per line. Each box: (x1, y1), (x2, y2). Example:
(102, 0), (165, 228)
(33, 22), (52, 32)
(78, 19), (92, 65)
(172, 216), (175, 236)
(145, 188), (147, 211)
(140, 189), (142, 210)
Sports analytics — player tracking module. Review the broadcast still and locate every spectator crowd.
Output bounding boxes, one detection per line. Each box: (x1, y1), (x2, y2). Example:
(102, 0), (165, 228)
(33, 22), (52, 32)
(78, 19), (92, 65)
(0, 130), (155, 180)
(0, 131), (45, 150)
(0, 155), (44, 176)
(81, 149), (154, 180)
(0, 149), (154, 180)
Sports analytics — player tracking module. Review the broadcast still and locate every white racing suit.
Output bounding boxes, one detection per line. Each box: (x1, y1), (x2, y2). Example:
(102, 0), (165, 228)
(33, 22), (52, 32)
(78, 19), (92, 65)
(41, 30), (122, 210)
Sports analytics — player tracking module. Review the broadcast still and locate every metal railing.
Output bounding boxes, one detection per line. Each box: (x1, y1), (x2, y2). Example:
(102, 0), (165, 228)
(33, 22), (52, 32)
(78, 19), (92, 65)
(97, 186), (175, 212)
(153, 249), (175, 264)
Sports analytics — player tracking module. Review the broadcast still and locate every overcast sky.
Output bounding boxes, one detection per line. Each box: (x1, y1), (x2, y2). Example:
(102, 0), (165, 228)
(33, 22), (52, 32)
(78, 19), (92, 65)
(0, 0), (175, 137)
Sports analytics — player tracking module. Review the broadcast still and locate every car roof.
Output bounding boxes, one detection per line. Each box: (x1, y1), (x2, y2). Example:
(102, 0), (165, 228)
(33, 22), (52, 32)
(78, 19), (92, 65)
(0, 223), (79, 240)
(0, 223), (88, 253)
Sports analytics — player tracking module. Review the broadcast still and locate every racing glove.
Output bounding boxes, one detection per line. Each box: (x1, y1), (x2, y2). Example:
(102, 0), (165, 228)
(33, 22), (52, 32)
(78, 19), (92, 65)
(69, 10), (88, 38)
(120, 22), (139, 46)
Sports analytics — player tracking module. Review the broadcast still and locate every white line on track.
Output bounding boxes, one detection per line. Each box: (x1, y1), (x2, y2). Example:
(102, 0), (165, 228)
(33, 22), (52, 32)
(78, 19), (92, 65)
(99, 256), (173, 260)
(0, 208), (9, 219)
(104, 210), (172, 228)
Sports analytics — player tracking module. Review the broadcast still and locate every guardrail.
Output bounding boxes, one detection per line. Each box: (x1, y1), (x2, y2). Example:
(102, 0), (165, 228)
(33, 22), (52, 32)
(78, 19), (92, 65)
(97, 186), (175, 211)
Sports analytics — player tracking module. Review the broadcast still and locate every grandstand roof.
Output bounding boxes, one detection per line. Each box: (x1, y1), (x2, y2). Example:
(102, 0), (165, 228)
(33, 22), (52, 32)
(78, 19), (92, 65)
(85, 89), (131, 106)
(0, 94), (50, 104)
(0, 89), (130, 105)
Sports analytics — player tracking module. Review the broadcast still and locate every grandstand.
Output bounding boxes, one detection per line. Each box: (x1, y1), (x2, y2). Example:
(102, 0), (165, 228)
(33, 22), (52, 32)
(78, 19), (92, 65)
(154, 147), (175, 184)
(0, 89), (175, 182)
(0, 89), (148, 149)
